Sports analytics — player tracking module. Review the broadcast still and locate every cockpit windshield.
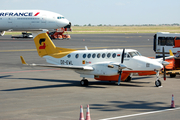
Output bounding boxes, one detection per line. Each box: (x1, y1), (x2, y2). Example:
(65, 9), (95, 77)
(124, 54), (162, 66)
(57, 16), (65, 19)
(128, 51), (142, 57)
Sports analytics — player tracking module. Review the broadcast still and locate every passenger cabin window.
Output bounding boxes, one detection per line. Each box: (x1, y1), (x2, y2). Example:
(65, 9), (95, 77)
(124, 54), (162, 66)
(158, 37), (174, 46)
(92, 53), (96, 58)
(75, 54), (79, 59)
(97, 53), (101, 58)
(107, 53), (111, 58)
(102, 53), (106, 58)
(87, 53), (91, 58)
(67, 54), (71, 58)
(112, 53), (116, 58)
(83, 54), (86, 58)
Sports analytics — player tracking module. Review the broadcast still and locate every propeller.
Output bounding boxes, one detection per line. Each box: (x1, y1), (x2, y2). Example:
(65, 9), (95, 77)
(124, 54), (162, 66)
(118, 48), (125, 85)
(162, 47), (166, 80)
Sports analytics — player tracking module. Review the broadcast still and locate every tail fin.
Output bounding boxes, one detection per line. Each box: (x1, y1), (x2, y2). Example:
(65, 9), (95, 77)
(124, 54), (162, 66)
(169, 50), (174, 56)
(33, 33), (76, 57)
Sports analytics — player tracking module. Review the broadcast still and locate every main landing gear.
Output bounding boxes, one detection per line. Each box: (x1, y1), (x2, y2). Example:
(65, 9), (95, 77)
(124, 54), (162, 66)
(80, 77), (89, 86)
(155, 70), (162, 87)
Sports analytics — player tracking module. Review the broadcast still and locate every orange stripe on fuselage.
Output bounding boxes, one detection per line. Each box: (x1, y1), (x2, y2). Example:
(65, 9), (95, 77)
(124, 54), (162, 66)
(94, 71), (156, 82)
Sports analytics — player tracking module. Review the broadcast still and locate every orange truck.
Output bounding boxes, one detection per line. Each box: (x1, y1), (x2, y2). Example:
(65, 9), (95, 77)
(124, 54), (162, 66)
(153, 32), (180, 78)
(164, 37), (180, 77)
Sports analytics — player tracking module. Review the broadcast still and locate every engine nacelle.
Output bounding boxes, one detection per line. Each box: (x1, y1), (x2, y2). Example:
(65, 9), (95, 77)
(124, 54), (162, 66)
(0, 31), (5, 36)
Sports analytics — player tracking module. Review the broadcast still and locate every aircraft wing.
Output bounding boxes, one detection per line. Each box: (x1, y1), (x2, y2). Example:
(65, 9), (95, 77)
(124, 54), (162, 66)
(20, 56), (93, 71)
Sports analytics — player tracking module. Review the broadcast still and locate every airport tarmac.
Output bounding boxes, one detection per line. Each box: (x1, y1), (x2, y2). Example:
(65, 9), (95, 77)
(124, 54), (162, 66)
(0, 34), (180, 120)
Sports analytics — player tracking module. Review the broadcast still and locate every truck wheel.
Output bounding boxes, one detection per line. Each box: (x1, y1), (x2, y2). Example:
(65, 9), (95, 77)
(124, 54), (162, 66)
(170, 74), (176, 78)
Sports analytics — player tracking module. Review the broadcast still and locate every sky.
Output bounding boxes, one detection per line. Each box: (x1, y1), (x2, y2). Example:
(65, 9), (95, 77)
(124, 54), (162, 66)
(0, 0), (180, 25)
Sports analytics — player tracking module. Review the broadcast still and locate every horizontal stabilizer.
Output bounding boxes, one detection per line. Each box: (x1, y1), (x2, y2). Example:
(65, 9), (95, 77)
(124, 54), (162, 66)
(20, 56), (93, 71)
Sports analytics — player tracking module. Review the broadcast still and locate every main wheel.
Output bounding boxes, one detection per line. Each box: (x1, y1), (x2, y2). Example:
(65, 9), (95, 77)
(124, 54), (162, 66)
(125, 76), (132, 82)
(80, 79), (88, 86)
(155, 80), (161, 87)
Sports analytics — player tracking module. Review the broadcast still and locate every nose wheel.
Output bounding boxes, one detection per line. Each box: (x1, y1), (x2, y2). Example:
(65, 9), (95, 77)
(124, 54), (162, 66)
(155, 79), (161, 87)
(155, 70), (162, 87)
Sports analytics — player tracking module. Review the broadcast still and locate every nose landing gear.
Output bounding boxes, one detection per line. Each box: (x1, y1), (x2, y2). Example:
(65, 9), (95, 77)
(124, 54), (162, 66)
(155, 70), (162, 87)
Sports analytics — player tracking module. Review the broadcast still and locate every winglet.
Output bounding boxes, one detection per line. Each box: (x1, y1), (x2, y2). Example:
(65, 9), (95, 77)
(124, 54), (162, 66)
(169, 50), (174, 56)
(20, 56), (27, 65)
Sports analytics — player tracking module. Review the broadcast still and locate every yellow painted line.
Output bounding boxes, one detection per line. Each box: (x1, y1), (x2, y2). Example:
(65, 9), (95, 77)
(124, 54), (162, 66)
(0, 49), (37, 52)
(0, 45), (152, 52)
(75, 45), (152, 50)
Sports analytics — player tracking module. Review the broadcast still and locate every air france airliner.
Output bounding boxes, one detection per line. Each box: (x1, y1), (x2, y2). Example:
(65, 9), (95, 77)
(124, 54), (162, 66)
(0, 10), (70, 36)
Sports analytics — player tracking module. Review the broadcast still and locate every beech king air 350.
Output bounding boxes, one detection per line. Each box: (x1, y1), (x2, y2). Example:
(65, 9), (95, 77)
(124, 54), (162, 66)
(0, 10), (70, 36)
(20, 32), (174, 87)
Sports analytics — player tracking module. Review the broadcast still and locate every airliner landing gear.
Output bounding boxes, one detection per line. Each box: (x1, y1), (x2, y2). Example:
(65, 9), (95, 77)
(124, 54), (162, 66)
(155, 70), (162, 87)
(80, 77), (89, 86)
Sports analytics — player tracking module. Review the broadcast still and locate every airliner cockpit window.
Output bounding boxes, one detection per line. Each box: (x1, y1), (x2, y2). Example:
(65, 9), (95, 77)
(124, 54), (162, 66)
(57, 17), (65, 19)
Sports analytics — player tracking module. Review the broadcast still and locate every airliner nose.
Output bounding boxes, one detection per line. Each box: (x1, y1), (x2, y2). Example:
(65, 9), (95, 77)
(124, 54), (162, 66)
(57, 18), (70, 27)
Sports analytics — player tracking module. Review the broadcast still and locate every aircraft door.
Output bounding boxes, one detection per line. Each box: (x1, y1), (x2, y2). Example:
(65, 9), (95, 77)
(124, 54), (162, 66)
(41, 15), (47, 28)
(7, 17), (13, 29)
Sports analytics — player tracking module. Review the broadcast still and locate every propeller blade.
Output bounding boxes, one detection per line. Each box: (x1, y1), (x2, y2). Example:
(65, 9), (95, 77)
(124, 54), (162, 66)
(162, 47), (166, 81)
(118, 48), (125, 85)
(118, 71), (122, 85)
(163, 47), (165, 61)
(121, 48), (125, 64)
(164, 66), (166, 80)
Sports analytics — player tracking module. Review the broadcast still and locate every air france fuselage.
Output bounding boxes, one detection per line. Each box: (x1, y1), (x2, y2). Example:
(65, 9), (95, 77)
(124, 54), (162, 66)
(0, 10), (70, 35)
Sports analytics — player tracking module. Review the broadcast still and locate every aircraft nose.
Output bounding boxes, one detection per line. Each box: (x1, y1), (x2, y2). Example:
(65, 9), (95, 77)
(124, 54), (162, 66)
(152, 62), (163, 70)
(57, 19), (69, 27)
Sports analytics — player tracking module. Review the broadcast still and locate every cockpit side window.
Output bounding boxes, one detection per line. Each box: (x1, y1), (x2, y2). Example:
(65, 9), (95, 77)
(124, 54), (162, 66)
(127, 54), (131, 58)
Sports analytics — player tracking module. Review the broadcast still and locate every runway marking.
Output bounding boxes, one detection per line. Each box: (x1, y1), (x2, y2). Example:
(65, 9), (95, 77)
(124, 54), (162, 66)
(0, 45), (152, 52)
(0, 49), (37, 52)
(100, 107), (180, 120)
(0, 68), (60, 74)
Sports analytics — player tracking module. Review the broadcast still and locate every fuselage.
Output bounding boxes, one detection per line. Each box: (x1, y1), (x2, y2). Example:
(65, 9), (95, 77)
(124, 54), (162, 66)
(43, 49), (163, 77)
(0, 10), (69, 31)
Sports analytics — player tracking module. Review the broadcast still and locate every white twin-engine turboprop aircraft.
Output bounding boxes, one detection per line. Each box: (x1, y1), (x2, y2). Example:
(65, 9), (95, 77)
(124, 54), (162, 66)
(20, 33), (173, 87)
(0, 10), (70, 36)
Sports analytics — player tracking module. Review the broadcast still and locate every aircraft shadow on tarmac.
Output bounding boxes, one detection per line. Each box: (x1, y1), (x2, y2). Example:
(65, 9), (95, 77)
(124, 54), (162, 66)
(1, 76), (154, 91)
(90, 100), (169, 112)
(0, 75), (12, 78)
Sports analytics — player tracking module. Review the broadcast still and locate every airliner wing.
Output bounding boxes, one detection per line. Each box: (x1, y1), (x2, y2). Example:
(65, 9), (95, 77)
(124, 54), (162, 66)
(20, 56), (93, 71)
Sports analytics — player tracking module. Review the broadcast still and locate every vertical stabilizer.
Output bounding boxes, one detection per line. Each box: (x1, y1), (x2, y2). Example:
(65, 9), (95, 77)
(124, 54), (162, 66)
(34, 33), (58, 57)
(33, 33), (76, 57)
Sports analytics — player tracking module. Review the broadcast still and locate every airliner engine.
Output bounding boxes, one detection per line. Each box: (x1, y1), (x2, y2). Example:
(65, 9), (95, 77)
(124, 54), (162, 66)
(0, 31), (5, 36)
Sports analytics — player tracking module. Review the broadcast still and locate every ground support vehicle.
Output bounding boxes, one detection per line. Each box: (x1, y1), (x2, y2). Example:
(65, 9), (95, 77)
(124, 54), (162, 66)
(47, 27), (71, 40)
(153, 32), (180, 77)
(11, 32), (33, 38)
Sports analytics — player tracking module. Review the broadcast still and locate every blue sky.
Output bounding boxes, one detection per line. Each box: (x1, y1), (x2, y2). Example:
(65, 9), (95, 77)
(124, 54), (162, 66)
(0, 0), (179, 25)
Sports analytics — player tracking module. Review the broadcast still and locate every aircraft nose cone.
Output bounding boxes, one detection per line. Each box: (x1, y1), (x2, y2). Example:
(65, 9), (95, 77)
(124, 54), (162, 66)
(153, 63), (163, 70)
(57, 19), (69, 27)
